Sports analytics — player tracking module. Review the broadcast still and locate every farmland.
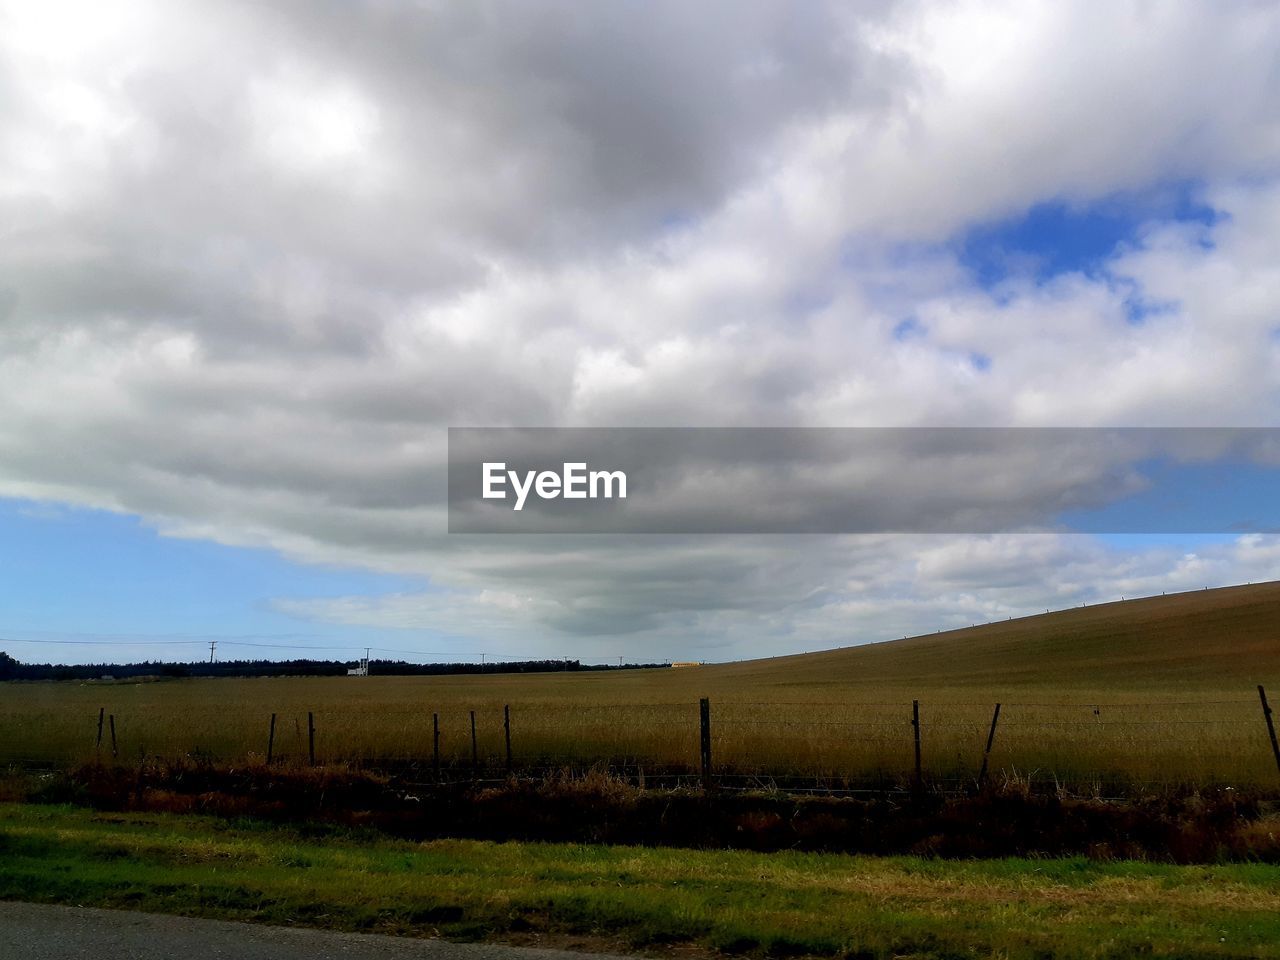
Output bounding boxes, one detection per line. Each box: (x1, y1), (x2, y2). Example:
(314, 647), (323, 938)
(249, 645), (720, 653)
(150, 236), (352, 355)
(4, 582), (1280, 790)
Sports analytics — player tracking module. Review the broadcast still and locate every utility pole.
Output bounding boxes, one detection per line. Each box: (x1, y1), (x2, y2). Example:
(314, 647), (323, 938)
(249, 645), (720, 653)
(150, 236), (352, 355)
(208, 640), (216, 663)
(480, 652), (486, 672)
(364, 647), (371, 676)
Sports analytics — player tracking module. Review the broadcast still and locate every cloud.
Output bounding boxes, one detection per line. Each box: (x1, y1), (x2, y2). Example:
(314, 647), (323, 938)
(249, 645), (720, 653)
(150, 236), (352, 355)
(2, 1), (1280, 658)
(273, 533), (1280, 660)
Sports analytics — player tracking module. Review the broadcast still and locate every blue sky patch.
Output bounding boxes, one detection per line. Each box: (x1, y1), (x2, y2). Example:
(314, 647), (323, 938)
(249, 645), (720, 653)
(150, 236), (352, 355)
(957, 180), (1221, 289)
(1059, 458), (1280, 535)
(893, 317), (925, 341)
(1123, 296), (1179, 327)
(0, 498), (443, 663)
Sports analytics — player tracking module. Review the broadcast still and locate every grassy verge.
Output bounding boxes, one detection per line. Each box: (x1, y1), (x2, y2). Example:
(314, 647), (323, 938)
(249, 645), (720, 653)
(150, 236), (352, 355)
(4, 803), (1280, 958)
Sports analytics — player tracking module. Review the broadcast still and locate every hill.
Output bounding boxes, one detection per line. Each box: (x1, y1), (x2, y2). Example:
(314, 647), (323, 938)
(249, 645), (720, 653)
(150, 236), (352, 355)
(703, 581), (1280, 692)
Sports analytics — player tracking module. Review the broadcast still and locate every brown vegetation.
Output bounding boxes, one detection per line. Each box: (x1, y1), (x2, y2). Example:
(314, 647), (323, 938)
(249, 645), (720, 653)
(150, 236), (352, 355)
(14, 759), (1280, 864)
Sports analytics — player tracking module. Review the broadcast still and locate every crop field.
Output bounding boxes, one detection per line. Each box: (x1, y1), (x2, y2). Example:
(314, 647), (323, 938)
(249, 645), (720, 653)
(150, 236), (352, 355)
(5, 582), (1280, 791)
(2, 677), (1276, 790)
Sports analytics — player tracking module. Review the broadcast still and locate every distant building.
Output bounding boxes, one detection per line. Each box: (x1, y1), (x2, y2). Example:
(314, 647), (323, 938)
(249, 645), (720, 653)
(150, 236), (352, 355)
(347, 656), (369, 677)
(670, 661), (702, 668)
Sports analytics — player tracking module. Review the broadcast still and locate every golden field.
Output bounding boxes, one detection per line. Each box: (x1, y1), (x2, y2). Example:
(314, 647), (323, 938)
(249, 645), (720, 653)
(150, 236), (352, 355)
(5, 582), (1280, 788)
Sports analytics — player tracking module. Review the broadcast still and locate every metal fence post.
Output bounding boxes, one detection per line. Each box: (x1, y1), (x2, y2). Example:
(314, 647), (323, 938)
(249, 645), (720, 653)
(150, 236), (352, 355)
(1259, 685), (1280, 776)
(699, 697), (712, 790)
(911, 699), (922, 793)
(433, 712), (441, 781)
(977, 703), (1001, 789)
(503, 705), (512, 774)
(307, 711), (316, 767)
(266, 713), (277, 765)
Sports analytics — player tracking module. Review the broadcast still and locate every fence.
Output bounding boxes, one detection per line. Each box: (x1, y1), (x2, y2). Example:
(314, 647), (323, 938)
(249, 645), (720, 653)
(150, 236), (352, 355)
(5, 688), (1280, 794)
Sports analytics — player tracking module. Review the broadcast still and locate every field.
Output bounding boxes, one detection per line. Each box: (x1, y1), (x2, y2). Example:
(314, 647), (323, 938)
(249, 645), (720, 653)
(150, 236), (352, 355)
(5, 802), (1280, 959)
(5, 582), (1280, 790)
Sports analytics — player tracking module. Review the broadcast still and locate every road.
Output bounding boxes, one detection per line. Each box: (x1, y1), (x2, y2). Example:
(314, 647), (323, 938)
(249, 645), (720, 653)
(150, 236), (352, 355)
(0, 902), (631, 960)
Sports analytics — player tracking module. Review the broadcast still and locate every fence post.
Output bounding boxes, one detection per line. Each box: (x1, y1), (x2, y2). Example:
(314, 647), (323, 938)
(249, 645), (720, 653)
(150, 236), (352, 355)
(470, 710), (478, 773)
(96, 707), (105, 751)
(1259, 685), (1280, 776)
(911, 699), (922, 794)
(977, 703), (1001, 790)
(503, 705), (512, 774)
(307, 711), (316, 767)
(266, 713), (277, 765)
(699, 697), (712, 791)
(108, 714), (117, 758)
(433, 712), (441, 781)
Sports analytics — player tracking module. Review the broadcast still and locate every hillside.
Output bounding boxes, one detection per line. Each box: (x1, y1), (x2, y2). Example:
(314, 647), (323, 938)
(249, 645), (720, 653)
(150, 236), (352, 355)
(703, 581), (1280, 692)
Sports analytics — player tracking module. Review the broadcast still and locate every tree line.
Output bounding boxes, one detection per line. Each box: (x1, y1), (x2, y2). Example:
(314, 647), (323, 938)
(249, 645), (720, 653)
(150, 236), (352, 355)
(0, 651), (668, 682)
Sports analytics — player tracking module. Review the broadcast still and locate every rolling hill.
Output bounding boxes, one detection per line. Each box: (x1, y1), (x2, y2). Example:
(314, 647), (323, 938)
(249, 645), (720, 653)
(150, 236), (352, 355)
(702, 581), (1280, 693)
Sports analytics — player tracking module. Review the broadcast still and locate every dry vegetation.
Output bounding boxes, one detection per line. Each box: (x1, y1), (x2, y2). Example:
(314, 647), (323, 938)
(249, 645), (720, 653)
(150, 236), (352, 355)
(5, 582), (1280, 790)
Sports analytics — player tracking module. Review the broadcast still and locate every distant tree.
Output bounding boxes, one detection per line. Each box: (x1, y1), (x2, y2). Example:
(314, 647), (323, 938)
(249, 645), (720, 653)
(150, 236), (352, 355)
(0, 651), (667, 682)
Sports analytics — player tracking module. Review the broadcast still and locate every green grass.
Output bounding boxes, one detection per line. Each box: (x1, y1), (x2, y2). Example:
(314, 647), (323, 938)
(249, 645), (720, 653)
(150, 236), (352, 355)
(4, 802), (1280, 958)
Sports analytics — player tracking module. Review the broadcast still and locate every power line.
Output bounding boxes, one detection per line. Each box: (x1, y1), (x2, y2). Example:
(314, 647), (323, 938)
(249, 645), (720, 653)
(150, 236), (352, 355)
(0, 637), (208, 646)
(2, 635), (590, 664)
(213, 647), (355, 655)
(362, 645), (566, 660)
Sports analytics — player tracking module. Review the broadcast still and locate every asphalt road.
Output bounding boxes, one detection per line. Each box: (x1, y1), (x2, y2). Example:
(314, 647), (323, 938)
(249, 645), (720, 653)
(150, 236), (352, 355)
(0, 902), (631, 960)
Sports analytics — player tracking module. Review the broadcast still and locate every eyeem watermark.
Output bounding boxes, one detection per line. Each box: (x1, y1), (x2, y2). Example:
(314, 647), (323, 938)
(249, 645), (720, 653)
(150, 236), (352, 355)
(449, 426), (1280, 533)
(482, 462), (627, 511)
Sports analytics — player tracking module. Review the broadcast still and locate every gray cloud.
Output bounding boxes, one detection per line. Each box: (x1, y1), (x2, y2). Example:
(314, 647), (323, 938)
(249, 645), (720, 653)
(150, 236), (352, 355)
(2, 1), (1280, 659)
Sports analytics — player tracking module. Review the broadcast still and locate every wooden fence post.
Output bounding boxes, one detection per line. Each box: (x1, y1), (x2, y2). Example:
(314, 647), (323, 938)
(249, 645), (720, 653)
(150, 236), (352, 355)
(699, 697), (712, 791)
(911, 699), (922, 793)
(977, 703), (1001, 790)
(96, 707), (105, 751)
(433, 712), (441, 781)
(266, 713), (277, 765)
(470, 710), (478, 773)
(503, 705), (512, 774)
(1258, 685), (1280, 776)
(307, 711), (316, 767)
(108, 714), (117, 758)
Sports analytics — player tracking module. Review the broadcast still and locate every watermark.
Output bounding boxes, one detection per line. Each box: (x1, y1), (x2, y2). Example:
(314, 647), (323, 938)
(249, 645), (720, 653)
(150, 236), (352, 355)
(447, 427), (1280, 534)
(482, 461), (627, 511)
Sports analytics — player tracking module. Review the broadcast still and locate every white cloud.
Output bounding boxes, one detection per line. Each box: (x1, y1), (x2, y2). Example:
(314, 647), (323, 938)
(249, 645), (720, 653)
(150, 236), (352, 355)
(2, 1), (1280, 658)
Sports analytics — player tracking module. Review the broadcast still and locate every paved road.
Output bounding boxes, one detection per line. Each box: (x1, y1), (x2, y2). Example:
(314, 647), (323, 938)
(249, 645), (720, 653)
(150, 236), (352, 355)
(0, 902), (631, 960)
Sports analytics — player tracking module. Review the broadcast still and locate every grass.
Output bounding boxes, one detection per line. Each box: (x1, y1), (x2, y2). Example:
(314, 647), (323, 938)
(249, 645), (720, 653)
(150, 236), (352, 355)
(4, 582), (1280, 788)
(5, 801), (1280, 958)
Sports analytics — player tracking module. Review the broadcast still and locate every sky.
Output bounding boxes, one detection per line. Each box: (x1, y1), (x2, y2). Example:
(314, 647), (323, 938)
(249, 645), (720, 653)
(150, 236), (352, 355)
(3, 1), (1280, 665)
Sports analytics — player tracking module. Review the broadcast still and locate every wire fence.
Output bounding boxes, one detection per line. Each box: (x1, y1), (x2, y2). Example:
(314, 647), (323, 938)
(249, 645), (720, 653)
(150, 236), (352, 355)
(4, 689), (1280, 795)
